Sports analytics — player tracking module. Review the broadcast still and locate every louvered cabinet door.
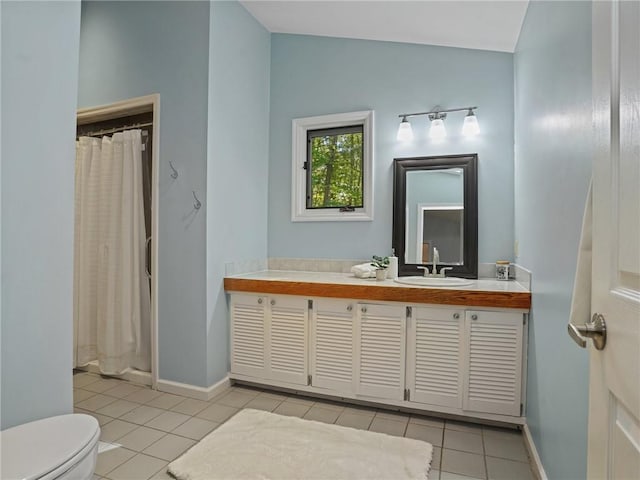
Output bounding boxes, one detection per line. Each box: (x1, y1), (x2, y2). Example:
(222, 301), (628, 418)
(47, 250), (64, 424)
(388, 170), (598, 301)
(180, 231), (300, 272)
(463, 310), (524, 416)
(311, 299), (355, 393)
(355, 304), (406, 400)
(407, 307), (465, 408)
(267, 295), (308, 385)
(230, 294), (267, 378)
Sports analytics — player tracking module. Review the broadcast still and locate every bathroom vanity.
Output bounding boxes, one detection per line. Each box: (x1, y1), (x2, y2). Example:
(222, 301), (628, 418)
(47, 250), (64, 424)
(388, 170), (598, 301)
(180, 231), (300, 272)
(224, 271), (531, 425)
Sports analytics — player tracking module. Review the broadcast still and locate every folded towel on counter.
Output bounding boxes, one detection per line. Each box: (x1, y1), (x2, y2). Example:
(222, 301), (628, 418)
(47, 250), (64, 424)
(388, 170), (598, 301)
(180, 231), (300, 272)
(351, 263), (377, 278)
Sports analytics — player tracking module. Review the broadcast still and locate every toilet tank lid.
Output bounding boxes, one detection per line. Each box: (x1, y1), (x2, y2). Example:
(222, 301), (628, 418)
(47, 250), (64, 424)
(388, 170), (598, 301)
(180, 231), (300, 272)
(0, 414), (100, 480)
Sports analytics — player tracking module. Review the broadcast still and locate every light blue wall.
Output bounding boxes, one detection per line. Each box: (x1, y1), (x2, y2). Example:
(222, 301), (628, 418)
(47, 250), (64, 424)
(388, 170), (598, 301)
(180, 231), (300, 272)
(268, 35), (514, 263)
(206, 1), (270, 385)
(78, 1), (211, 386)
(514, 2), (592, 478)
(1, 0), (81, 428)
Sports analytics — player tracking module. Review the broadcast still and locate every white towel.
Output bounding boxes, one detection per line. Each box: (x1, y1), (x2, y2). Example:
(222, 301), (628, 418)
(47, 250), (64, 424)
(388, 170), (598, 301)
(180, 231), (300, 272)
(351, 263), (377, 278)
(569, 180), (592, 328)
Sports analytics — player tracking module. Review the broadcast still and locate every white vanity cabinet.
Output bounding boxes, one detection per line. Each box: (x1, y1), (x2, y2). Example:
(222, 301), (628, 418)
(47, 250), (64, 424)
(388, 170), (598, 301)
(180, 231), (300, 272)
(463, 310), (524, 416)
(229, 292), (528, 423)
(310, 298), (355, 393)
(406, 306), (465, 409)
(310, 301), (406, 401)
(230, 293), (267, 379)
(230, 293), (308, 386)
(355, 303), (406, 401)
(309, 300), (407, 400)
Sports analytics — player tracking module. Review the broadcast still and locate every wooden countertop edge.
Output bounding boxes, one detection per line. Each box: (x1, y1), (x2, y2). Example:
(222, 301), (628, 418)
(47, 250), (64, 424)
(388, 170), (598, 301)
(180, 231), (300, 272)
(224, 278), (531, 310)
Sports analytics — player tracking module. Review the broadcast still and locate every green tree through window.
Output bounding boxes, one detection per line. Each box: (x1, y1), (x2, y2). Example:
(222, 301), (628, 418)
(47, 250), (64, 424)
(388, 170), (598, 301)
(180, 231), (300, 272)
(306, 125), (364, 209)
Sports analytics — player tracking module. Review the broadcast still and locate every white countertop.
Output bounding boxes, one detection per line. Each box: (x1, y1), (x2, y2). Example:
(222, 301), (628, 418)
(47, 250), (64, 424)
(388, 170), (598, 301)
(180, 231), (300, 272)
(226, 270), (530, 294)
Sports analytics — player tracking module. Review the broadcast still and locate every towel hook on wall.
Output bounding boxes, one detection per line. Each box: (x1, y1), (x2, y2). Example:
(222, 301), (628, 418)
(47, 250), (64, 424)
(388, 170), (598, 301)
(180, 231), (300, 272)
(192, 191), (202, 210)
(169, 161), (179, 179)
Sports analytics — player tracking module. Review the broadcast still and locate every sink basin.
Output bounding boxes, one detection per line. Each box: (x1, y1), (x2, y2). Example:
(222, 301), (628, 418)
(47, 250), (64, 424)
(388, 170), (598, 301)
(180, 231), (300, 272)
(394, 276), (474, 287)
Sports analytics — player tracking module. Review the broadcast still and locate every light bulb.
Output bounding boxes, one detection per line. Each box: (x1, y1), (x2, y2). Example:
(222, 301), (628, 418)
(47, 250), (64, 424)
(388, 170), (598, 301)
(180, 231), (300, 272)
(396, 117), (413, 141)
(462, 110), (480, 136)
(429, 118), (447, 140)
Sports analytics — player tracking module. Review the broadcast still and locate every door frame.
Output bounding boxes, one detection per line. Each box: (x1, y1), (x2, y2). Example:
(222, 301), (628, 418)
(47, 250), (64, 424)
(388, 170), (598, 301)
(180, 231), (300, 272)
(77, 94), (160, 389)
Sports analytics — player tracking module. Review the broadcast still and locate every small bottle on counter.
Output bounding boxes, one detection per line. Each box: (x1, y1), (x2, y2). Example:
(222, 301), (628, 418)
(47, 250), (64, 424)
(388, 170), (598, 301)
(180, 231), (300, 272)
(495, 260), (510, 281)
(388, 249), (398, 280)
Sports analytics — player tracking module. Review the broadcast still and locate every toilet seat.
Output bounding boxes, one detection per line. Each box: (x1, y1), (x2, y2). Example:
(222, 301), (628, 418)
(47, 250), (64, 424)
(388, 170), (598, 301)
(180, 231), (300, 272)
(1, 414), (100, 480)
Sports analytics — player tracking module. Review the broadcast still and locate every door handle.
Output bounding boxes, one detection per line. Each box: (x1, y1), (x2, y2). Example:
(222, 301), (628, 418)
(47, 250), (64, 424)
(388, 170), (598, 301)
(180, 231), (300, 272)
(568, 313), (607, 350)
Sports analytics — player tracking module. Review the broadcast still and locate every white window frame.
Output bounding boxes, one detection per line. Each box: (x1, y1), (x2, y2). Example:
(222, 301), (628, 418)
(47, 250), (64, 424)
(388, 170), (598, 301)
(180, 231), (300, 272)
(291, 110), (374, 222)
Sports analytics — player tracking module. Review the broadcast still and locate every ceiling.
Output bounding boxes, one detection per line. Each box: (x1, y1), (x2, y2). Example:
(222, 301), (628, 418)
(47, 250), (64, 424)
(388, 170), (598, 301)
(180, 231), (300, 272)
(240, 1), (529, 53)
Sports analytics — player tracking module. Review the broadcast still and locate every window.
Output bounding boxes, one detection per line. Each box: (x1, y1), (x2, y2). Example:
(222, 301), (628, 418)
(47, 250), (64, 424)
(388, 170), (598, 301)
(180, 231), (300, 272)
(292, 111), (373, 221)
(306, 125), (363, 209)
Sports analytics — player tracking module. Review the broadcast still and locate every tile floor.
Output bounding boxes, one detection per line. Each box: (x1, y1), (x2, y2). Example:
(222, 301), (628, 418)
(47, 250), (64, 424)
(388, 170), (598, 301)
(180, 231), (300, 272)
(73, 371), (536, 480)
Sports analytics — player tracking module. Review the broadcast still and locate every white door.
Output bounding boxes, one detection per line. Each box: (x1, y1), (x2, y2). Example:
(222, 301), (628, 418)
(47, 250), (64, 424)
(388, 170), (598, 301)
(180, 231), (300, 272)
(355, 303), (406, 400)
(230, 293), (267, 378)
(310, 298), (355, 393)
(587, 1), (640, 477)
(267, 295), (308, 385)
(463, 310), (523, 417)
(407, 306), (465, 408)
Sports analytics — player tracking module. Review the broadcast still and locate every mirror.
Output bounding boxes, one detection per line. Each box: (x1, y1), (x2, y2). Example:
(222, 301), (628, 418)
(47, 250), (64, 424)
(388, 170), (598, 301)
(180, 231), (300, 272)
(393, 154), (478, 278)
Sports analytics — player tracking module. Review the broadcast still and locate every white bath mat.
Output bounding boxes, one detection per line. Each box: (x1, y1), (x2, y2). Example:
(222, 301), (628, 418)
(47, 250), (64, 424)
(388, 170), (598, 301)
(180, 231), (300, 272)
(168, 408), (432, 480)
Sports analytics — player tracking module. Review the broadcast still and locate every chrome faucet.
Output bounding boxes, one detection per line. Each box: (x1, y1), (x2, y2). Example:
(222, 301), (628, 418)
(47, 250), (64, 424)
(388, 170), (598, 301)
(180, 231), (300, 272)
(416, 247), (456, 278)
(417, 247), (442, 277)
(440, 267), (454, 277)
(417, 266), (431, 277)
(430, 248), (454, 277)
(432, 247), (440, 276)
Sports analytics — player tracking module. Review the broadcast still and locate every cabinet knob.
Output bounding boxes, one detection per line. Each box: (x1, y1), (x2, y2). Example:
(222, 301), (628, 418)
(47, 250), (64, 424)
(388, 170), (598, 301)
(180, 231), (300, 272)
(361, 307), (367, 313)
(257, 298), (263, 304)
(271, 299), (275, 306)
(453, 313), (460, 319)
(471, 314), (478, 320)
(347, 305), (352, 311)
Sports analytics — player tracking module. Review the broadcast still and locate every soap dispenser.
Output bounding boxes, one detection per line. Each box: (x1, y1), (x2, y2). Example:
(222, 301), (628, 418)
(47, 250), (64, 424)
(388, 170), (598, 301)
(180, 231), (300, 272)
(388, 249), (398, 280)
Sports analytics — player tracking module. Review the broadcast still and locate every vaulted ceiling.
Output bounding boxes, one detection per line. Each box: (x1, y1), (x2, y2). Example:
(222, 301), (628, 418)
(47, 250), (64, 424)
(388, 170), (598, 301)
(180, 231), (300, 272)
(240, 1), (529, 53)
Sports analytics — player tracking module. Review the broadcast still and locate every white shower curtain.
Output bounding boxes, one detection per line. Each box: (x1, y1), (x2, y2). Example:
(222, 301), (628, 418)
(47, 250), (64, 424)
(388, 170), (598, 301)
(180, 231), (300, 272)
(74, 130), (151, 374)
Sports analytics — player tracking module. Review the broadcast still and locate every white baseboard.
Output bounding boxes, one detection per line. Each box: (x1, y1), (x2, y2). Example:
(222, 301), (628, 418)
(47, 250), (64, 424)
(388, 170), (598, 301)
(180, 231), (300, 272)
(156, 375), (231, 401)
(523, 424), (548, 480)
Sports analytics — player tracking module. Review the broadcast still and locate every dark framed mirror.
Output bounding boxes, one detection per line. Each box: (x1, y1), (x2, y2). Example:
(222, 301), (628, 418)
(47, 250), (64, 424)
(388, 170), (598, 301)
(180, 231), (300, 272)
(393, 154), (478, 279)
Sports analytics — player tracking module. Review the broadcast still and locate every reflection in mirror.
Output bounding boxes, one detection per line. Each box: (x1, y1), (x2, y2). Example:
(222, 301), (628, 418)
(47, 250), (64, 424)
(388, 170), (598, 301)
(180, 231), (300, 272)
(405, 169), (464, 265)
(393, 154), (478, 278)
(417, 206), (464, 264)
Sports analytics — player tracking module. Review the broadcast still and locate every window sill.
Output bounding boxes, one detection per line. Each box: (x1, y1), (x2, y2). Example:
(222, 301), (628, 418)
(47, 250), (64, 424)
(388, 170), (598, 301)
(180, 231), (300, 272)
(291, 209), (373, 222)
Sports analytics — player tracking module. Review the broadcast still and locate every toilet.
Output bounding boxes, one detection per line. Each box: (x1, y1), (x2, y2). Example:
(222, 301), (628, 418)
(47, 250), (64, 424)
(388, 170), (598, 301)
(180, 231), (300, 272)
(1, 414), (100, 480)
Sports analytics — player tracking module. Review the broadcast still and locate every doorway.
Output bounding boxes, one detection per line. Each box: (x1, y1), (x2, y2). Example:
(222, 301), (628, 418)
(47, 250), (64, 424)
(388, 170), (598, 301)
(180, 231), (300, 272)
(74, 94), (159, 388)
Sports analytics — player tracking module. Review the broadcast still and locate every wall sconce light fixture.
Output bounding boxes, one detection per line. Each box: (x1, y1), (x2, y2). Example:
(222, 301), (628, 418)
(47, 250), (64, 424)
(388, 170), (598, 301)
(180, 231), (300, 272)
(462, 108), (480, 136)
(428, 112), (447, 140)
(396, 106), (480, 141)
(396, 116), (413, 141)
